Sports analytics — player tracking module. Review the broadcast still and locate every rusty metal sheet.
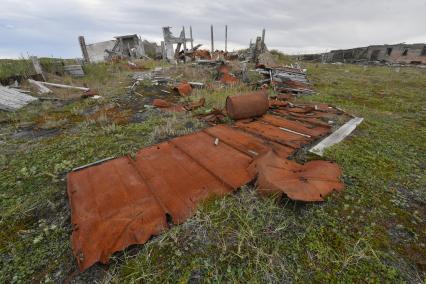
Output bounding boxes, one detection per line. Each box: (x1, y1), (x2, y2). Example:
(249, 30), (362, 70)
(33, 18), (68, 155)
(235, 120), (310, 149)
(131, 141), (234, 224)
(171, 131), (253, 189)
(204, 125), (294, 158)
(67, 156), (168, 271)
(226, 91), (269, 120)
(259, 114), (330, 138)
(174, 82), (192, 96)
(248, 151), (345, 201)
(68, 107), (348, 271)
(220, 73), (239, 85)
(152, 98), (171, 108)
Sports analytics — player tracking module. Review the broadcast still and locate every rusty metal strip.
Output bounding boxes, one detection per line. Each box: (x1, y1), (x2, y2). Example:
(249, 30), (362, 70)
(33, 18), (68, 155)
(259, 114), (330, 138)
(204, 125), (294, 158)
(234, 120), (310, 149)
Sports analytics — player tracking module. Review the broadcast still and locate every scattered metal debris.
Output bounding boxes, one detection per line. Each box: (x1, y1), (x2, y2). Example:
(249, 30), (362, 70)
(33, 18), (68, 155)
(67, 99), (351, 271)
(256, 65), (313, 95)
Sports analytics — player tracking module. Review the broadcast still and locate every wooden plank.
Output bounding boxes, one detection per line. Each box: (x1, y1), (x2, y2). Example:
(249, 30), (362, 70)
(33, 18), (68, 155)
(28, 79), (52, 94)
(0, 86), (37, 111)
(64, 65), (85, 77)
(309, 117), (364, 156)
(0, 87), (36, 103)
(38, 81), (89, 91)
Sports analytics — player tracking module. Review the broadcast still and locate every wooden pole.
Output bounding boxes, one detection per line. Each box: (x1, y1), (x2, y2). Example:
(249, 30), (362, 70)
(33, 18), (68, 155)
(261, 28), (266, 52)
(225, 25), (228, 52)
(78, 36), (90, 63)
(182, 26), (187, 51)
(210, 25), (214, 53)
(190, 26), (194, 49)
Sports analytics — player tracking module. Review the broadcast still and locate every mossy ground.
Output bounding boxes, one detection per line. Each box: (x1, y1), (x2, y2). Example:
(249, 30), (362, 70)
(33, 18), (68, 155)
(0, 59), (425, 283)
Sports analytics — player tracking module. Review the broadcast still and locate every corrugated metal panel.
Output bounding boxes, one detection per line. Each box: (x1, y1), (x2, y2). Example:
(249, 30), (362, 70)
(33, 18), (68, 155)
(0, 86), (37, 111)
(67, 106), (348, 271)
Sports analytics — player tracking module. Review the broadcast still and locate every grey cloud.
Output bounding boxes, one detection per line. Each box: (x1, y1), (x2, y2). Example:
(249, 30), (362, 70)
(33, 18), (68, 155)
(0, 0), (425, 58)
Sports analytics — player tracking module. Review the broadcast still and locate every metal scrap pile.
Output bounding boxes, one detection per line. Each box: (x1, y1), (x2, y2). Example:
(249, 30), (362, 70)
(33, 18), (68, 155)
(67, 89), (357, 271)
(256, 65), (314, 95)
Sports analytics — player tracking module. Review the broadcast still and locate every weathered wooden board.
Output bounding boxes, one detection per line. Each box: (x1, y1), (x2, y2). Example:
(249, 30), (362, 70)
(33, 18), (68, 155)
(309, 117), (364, 156)
(0, 86), (38, 111)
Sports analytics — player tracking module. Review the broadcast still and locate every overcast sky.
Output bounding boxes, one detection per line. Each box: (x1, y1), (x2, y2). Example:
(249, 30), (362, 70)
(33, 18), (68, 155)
(1, 0), (425, 59)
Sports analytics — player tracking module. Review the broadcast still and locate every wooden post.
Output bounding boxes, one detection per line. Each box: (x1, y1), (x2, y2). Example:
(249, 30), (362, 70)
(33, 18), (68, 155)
(161, 41), (166, 60)
(78, 36), (90, 63)
(30, 56), (46, 81)
(190, 26), (194, 49)
(182, 26), (187, 63)
(182, 26), (187, 52)
(210, 25), (214, 53)
(225, 25), (228, 52)
(261, 28), (266, 52)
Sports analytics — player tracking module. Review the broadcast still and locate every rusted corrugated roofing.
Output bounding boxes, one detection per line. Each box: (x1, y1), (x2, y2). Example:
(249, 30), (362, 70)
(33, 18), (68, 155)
(67, 102), (347, 271)
(249, 151), (344, 201)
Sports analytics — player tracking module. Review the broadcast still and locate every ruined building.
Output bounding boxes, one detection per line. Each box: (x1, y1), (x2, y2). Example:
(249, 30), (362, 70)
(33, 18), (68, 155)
(323, 43), (426, 65)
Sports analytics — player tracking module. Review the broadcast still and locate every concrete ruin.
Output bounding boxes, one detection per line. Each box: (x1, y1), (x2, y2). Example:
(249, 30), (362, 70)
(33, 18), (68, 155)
(323, 43), (426, 65)
(162, 27), (193, 63)
(79, 35), (160, 63)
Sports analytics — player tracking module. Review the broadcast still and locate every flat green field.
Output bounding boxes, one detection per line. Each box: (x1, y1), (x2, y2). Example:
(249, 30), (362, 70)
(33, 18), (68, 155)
(0, 61), (425, 283)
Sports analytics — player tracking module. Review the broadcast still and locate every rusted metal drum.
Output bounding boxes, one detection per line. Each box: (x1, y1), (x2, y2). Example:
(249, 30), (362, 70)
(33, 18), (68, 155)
(226, 90), (269, 120)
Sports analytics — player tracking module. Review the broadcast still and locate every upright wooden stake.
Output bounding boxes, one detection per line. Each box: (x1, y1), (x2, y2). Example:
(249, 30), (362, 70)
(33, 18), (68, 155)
(210, 25), (214, 53)
(261, 28), (266, 52)
(182, 26), (187, 51)
(190, 26), (194, 49)
(78, 36), (90, 63)
(225, 25), (228, 52)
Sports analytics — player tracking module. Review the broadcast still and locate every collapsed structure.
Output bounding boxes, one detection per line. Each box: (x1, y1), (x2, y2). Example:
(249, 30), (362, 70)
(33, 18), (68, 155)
(321, 43), (426, 65)
(78, 26), (267, 64)
(79, 35), (160, 63)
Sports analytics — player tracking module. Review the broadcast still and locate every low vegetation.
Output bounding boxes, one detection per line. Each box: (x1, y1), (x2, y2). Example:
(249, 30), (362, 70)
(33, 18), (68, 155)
(0, 58), (425, 283)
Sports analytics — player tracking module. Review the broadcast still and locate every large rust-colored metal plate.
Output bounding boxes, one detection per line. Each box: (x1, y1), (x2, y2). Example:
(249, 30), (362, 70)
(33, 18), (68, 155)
(131, 141), (233, 224)
(67, 156), (168, 271)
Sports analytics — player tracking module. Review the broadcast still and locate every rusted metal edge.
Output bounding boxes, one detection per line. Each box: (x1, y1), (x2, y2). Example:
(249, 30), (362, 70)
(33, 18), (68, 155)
(72, 156), (116, 172)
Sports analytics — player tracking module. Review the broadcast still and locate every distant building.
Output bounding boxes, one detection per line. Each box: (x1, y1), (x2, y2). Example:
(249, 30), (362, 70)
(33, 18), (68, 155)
(322, 43), (426, 65)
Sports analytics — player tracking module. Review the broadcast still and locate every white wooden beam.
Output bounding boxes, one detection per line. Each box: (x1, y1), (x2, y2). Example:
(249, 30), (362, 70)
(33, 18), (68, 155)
(309, 117), (364, 156)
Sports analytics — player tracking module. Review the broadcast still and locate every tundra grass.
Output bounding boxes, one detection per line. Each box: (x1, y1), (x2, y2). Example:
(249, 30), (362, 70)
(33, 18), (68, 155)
(0, 63), (425, 283)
